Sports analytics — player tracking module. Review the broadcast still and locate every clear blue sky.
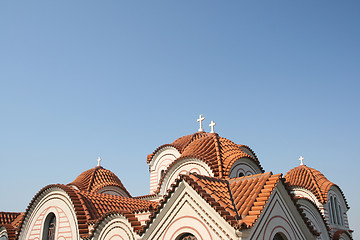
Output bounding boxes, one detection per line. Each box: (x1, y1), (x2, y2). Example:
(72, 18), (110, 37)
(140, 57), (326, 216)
(1, 0), (359, 238)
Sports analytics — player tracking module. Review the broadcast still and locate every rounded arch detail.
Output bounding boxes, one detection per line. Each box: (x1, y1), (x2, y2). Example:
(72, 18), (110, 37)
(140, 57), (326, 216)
(162, 216), (213, 240)
(228, 157), (262, 178)
(93, 214), (136, 240)
(160, 158), (214, 195)
(262, 215), (297, 240)
(21, 193), (78, 240)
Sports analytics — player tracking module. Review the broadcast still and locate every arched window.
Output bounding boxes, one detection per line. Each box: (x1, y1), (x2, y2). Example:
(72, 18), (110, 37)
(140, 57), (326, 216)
(42, 213), (56, 240)
(330, 196), (337, 224)
(334, 197), (343, 226)
(328, 196), (334, 224)
(273, 232), (287, 240)
(177, 233), (197, 240)
(238, 172), (244, 177)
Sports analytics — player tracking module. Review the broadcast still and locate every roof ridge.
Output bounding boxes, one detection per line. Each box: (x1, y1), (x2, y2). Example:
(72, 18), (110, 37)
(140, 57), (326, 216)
(303, 166), (325, 203)
(87, 167), (100, 191)
(212, 133), (223, 178)
(226, 180), (241, 221)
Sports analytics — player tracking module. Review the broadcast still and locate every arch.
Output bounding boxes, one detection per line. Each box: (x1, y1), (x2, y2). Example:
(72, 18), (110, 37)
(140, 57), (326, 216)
(273, 232), (287, 240)
(327, 187), (347, 227)
(228, 157), (262, 178)
(0, 227), (8, 240)
(160, 158), (214, 195)
(42, 212), (56, 240)
(162, 216), (212, 240)
(176, 232), (197, 240)
(98, 185), (131, 197)
(18, 186), (79, 240)
(149, 146), (181, 193)
(93, 213), (136, 240)
(296, 198), (330, 240)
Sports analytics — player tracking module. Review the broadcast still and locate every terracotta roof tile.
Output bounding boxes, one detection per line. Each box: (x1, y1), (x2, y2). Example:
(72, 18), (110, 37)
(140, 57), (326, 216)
(140, 172), (318, 237)
(150, 133), (264, 194)
(147, 132), (264, 178)
(147, 132), (211, 164)
(0, 212), (24, 240)
(0, 212), (21, 225)
(17, 184), (157, 239)
(69, 166), (131, 197)
(284, 165), (349, 208)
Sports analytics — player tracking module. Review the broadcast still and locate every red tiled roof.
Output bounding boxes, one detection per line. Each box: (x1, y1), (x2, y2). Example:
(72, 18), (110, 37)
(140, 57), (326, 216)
(148, 132), (263, 184)
(142, 172), (318, 236)
(284, 165), (349, 208)
(0, 212), (24, 240)
(69, 166), (131, 197)
(0, 212), (21, 225)
(147, 132), (210, 163)
(18, 184), (158, 239)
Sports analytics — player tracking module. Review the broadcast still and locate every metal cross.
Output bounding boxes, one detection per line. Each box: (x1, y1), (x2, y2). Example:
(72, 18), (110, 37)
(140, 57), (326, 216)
(209, 121), (216, 133)
(299, 156), (304, 166)
(197, 114), (205, 132)
(97, 157), (102, 167)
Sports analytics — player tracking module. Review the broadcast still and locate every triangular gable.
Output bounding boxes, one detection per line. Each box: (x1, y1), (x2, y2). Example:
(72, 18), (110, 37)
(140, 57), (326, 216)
(142, 172), (318, 240)
(246, 179), (318, 239)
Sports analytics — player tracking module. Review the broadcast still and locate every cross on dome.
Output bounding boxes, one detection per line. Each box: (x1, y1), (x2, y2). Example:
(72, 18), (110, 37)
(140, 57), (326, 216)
(97, 157), (102, 167)
(299, 156), (304, 166)
(197, 114), (205, 132)
(209, 121), (216, 133)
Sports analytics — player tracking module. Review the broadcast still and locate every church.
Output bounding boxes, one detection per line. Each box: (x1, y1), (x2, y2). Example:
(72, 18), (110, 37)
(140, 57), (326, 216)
(0, 115), (353, 240)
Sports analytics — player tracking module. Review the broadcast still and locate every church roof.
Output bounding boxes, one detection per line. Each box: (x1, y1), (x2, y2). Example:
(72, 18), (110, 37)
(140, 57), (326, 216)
(148, 132), (263, 178)
(0, 212), (24, 240)
(0, 212), (21, 225)
(18, 184), (158, 239)
(142, 172), (318, 236)
(69, 166), (131, 197)
(284, 165), (349, 208)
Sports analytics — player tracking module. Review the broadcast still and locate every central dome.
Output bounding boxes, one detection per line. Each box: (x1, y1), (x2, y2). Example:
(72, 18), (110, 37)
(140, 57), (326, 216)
(69, 166), (131, 197)
(148, 132), (264, 178)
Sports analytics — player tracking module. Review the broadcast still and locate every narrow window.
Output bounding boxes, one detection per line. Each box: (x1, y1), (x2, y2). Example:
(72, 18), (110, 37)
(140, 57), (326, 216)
(334, 197), (341, 225)
(339, 203), (344, 226)
(42, 213), (56, 240)
(328, 197), (333, 224)
(330, 196), (337, 224)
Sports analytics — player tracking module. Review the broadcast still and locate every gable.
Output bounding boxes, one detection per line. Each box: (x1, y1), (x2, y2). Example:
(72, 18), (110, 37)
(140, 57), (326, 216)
(142, 181), (237, 240)
(247, 183), (316, 240)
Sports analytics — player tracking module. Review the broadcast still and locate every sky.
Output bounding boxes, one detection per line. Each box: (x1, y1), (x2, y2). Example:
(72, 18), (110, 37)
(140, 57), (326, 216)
(1, 0), (359, 238)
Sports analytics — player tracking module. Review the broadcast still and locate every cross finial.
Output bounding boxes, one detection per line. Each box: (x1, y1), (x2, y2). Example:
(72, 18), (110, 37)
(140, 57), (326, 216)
(197, 114), (205, 132)
(97, 157), (102, 167)
(209, 121), (216, 133)
(299, 156), (304, 166)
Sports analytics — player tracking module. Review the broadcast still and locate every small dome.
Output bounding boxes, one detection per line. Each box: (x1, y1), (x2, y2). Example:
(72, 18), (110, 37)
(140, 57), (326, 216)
(69, 166), (130, 197)
(284, 165), (334, 204)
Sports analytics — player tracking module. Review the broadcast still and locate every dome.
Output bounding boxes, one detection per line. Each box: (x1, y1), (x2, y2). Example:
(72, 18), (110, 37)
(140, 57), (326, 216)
(284, 165), (334, 204)
(178, 133), (263, 177)
(68, 166), (130, 197)
(148, 131), (263, 178)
